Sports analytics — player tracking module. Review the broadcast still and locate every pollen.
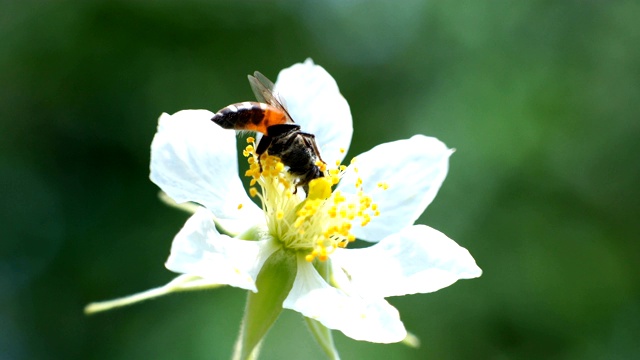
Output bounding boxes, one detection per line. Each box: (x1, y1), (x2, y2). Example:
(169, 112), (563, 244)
(377, 181), (390, 190)
(316, 160), (327, 172)
(237, 203), (243, 210)
(307, 177), (332, 200)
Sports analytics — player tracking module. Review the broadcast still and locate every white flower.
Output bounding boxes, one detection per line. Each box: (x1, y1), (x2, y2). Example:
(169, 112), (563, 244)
(148, 59), (482, 343)
(85, 60), (481, 352)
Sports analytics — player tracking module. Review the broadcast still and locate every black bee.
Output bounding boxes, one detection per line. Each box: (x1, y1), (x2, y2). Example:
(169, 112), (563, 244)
(211, 71), (324, 192)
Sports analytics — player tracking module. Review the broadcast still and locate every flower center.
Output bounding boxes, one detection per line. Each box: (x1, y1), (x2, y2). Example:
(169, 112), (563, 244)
(242, 137), (384, 262)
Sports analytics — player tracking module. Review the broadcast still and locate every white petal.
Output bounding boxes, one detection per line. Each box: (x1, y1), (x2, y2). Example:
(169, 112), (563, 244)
(337, 135), (453, 242)
(331, 225), (482, 299)
(274, 59), (353, 166)
(165, 208), (279, 292)
(150, 110), (263, 234)
(283, 256), (406, 343)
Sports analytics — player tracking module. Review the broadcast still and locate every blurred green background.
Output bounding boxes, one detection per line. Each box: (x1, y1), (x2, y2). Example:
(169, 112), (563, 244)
(2, 1), (639, 359)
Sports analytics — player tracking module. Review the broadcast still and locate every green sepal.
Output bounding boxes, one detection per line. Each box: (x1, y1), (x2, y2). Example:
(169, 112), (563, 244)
(234, 248), (297, 360)
(84, 274), (223, 315)
(401, 330), (421, 348)
(304, 259), (340, 359)
(305, 317), (341, 360)
(235, 225), (263, 241)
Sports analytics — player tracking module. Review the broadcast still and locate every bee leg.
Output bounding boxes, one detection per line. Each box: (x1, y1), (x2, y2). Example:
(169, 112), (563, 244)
(255, 135), (273, 173)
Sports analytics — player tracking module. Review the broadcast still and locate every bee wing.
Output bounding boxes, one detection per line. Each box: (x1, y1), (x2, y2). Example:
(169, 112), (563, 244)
(248, 71), (295, 123)
(248, 71), (274, 103)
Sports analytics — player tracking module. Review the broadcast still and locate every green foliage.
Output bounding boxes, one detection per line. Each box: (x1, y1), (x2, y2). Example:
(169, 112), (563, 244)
(1, 1), (638, 359)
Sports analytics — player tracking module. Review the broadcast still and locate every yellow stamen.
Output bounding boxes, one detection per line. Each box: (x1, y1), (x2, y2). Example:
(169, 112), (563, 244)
(239, 141), (386, 263)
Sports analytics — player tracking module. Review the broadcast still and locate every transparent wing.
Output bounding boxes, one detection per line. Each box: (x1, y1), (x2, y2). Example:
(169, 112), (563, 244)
(248, 71), (295, 123)
(248, 71), (275, 103)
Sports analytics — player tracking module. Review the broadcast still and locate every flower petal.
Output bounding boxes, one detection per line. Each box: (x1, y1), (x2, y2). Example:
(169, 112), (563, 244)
(283, 256), (406, 343)
(165, 207), (279, 292)
(150, 110), (263, 234)
(337, 135), (453, 242)
(331, 225), (482, 299)
(274, 59), (353, 166)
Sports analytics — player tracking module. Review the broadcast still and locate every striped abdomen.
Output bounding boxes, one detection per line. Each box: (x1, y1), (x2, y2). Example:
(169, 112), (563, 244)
(211, 101), (289, 135)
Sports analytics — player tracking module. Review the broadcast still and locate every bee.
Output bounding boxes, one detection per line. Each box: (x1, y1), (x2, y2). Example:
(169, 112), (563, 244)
(211, 71), (325, 193)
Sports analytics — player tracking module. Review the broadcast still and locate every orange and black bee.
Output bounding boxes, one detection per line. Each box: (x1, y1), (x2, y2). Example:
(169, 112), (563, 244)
(211, 71), (325, 192)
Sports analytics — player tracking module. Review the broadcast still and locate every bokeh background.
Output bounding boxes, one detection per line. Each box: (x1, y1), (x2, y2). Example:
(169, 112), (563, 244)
(2, 1), (639, 359)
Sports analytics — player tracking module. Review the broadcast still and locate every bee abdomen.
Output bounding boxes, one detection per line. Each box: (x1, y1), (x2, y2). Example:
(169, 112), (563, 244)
(212, 102), (267, 129)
